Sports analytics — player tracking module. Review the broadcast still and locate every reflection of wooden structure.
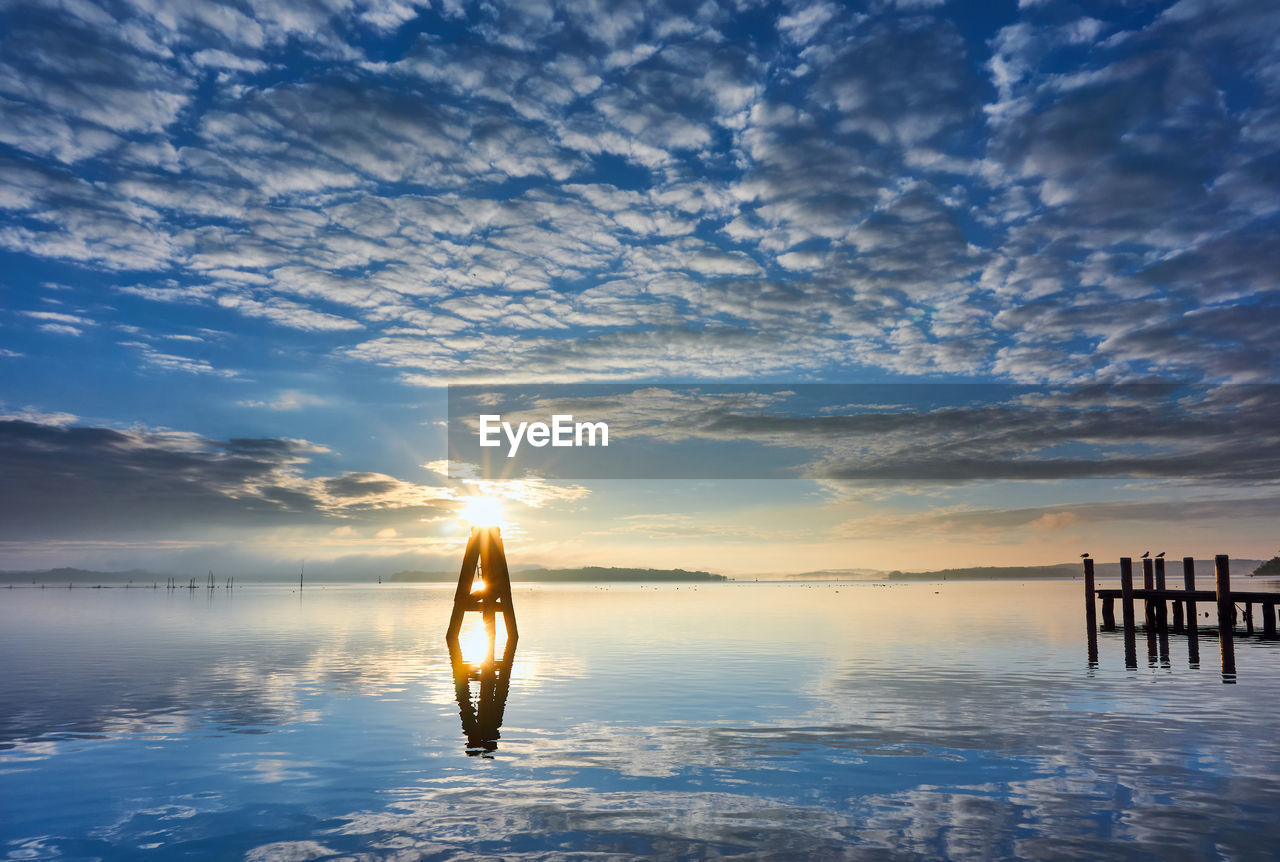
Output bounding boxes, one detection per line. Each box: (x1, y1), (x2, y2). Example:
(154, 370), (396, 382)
(448, 637), (517, 756)
(446, 526), (518, 641)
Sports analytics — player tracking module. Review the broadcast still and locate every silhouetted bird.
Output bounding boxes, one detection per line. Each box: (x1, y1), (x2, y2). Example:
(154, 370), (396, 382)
(1141, 551), (1150, 558)
(1080, 553), (1090, 558)
(1156, 551), (1165, 558)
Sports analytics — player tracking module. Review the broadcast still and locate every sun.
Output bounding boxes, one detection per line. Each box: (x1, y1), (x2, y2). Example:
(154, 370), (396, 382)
(458, 496), (504, 528)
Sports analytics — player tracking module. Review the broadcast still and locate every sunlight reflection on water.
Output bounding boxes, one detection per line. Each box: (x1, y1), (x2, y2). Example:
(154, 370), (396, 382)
(3, 580), (1280, 859)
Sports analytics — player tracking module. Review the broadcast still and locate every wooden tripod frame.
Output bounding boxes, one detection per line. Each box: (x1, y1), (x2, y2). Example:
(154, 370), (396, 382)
(446, 525), (518, 642)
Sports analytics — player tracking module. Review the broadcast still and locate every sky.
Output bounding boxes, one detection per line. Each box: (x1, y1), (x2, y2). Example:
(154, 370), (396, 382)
(1, 0), (1278, 577)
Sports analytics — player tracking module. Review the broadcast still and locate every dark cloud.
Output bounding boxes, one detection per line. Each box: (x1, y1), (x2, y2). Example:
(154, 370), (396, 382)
(0, 420), (453, 539)
(323, 473), (401, 498)
(456, 384), (1280, 485)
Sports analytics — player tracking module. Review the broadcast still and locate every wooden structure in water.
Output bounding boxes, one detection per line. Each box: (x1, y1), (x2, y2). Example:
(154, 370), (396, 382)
(446, 525), (518, 642)
(445, 525), (518, 755)
(1085, 554), (1278, 677)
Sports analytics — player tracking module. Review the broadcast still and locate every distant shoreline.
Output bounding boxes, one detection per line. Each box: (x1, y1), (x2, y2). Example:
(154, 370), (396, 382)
(390, 566), (727, 583)
(2, 559), (1270, 585)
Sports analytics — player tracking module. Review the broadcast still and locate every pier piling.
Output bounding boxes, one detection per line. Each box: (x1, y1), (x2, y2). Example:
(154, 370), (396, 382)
(1215, 555), (1236, 679)
(1083, 558), (1097, 664)
(1120, 557), (1137, 669)
(1184, 557), (1200, 665)
(1154, 557), (1168, 630)
(1101, 595), (1116, 630)
(1152, 558), (1162, 625)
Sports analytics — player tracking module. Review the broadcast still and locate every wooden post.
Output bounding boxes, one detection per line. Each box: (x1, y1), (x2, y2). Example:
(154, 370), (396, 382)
(1142, 558), (1155, 628)
(1183, 557), (1199, 666)
(1083, 558), (1097, 665)
(1101, 596), (1116, 630)
(1264, 603), (1276, 639)
(1120, 557), (1137, 668)
(446, 528), (482, 640)
(1153, 557), (1168, 630)
(1244, 602), (1254, 635)
(1215, 555), (1236, 679)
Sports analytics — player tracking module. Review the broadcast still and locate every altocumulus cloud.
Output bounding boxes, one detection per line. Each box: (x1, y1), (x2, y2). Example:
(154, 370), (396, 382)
(0, 0), (1278, 386)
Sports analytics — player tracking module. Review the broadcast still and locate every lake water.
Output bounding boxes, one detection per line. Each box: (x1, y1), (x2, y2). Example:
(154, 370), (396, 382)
(3, 580), (1280, 860)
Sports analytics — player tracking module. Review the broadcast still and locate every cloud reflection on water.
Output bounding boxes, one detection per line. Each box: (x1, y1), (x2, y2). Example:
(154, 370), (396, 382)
(4, 582), (1280, 860)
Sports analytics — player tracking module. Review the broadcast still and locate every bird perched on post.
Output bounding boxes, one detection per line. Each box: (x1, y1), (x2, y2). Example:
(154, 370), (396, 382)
(1080, 553), (1090, 558)
(1156, 551), (1165, 558)
(1141, 551), (1150, 558)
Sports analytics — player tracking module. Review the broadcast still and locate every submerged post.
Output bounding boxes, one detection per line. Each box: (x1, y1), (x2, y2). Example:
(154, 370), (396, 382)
(1184, 557), (1199, 666)
(446, 526), (518, 643)
(1142, 558), (1155, 628)
(1120, 557), (1137, 669)
(1215, 555), (1236, 679)
(1101, 595), (1116, 630)
(1154, 557), (1168, 630)
(1083, 558), (1097, 665)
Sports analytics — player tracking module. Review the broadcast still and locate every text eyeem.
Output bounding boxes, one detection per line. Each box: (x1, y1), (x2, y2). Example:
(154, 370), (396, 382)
(478, 414), (609, 458)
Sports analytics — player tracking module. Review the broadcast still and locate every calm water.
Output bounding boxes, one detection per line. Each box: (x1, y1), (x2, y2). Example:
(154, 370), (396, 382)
(3, 581), (1280, 860)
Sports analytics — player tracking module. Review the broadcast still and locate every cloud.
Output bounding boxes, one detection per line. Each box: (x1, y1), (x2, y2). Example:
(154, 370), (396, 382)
(0, 0), (1277, 390)
(450, 383), (1280, 487)
(0, 405), (78, 425)
(119, 340), (239, 377)
(838, 494), (1280, 538)
(239, 390), (328, 410)
(978, 0), (1280, 380)
(0, 418), (461, 540)
(19, 309), (97, 337)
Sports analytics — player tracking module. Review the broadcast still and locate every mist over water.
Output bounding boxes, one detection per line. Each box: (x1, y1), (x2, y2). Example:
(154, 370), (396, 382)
(3, 581), (1280, 860)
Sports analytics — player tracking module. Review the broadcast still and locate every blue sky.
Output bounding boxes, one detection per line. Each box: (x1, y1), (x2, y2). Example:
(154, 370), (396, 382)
(1, 0), (1278, 575)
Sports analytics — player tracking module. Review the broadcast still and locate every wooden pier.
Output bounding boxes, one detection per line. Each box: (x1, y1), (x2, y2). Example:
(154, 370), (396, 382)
(1086, 555), (1278, 677)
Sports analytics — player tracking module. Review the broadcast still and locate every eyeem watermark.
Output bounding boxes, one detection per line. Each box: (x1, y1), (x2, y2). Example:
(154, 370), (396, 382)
(479, 414), (609, 458)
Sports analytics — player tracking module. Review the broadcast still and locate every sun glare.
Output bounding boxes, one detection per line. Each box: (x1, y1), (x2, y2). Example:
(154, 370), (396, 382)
(455, 615), (507, 666)
(459, 496), (504, 527)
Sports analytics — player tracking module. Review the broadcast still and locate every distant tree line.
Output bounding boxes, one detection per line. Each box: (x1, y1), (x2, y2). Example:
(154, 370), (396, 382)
(391, 566), (726, 583)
